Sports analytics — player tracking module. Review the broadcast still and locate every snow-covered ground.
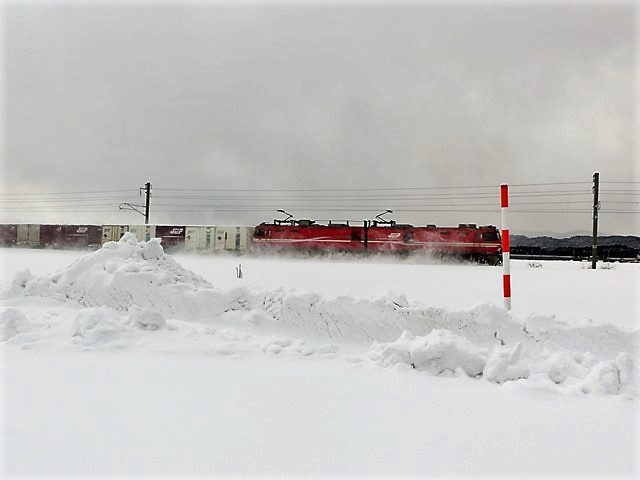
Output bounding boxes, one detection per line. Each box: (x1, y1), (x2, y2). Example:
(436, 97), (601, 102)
(1, 236), (638, 478)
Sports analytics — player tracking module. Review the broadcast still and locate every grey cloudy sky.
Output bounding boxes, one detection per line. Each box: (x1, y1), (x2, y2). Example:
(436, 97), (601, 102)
(2, 1), (638, 235)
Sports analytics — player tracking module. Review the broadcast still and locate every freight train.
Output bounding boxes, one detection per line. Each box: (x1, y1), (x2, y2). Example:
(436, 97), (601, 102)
(0, 224), (253, 252)
(0, 224), (104, 249)
(0, 214), (503, 263)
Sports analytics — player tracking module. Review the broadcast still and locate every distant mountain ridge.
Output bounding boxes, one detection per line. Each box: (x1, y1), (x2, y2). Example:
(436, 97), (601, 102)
(510, 234), (640, 260)
(511, 235), (640, 249)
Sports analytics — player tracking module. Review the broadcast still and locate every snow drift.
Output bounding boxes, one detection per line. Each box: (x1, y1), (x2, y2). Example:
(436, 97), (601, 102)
(1, 233), (637, 396)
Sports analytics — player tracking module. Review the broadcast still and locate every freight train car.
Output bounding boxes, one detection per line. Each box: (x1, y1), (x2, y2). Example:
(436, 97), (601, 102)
(102, 224), (184, 248)
(252, 214), (502, 263)
(101, 224), (253, 252)
(102, 225), (156, 244)
(155, 225), (186, 250)
(63, 225), (102, 248)
(39, 225), (103, 249)
(185, 226), (216, 251)
(0, 224), (17, 246)
(17, 224), (41, 246)
(38, 225), (64, 247)
(102, 225), (129, 243)
(185, 225), (253, 252)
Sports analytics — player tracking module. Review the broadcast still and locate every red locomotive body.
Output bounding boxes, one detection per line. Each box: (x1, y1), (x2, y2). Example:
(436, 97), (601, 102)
(252, 215), (502, 263)
(409, 224), (502, 259)
(253, 220), (363, 253)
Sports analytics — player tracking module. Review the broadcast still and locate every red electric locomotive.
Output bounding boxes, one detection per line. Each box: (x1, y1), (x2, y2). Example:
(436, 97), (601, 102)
(252, 210), (502, 263)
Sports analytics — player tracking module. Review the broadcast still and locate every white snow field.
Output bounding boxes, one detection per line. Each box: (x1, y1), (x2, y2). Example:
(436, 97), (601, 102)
(1, 234), (638, 478)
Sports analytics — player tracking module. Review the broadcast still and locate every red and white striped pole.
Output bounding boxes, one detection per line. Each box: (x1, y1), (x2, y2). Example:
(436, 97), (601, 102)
(501, 183), (511, 310)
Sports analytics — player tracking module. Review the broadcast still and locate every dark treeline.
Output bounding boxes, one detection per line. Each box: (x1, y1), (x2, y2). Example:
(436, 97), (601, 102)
(511, 235), (640, 260)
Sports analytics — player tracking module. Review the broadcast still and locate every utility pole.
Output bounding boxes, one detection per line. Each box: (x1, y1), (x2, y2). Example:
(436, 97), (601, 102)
(591, 172), (599, 270)
(119, 181), (152, 224)
(143, 181), (151, 224)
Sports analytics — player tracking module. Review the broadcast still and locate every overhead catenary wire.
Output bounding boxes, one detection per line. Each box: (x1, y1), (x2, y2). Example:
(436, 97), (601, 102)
(153, 181), (593, 193)
(0, 189), (137, 196)
(3, 180), (633, 199)
(0, 189), (602, 208)
(2, 206), (638, 215)
(2, 181), (638, 221)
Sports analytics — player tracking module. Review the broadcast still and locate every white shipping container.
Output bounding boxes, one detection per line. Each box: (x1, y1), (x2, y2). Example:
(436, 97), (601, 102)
(213, 226), (253, 251)
(101, 225), (129, 244)
(128, 225), (156, 243)
(236, 226), (253, 251)
(17, 224), (40, 245)
(185, 226), (216, 251)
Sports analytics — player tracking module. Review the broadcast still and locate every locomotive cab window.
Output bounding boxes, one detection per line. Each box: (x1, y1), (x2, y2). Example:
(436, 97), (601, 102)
(255, 229), (266, 237)
(482, 232), (499, 241)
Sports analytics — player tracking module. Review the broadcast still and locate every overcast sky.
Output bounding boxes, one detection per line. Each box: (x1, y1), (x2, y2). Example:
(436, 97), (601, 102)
(2, 1), (638, 235)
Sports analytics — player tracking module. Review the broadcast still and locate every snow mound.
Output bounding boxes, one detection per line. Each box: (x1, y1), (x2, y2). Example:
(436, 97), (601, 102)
(6, 233), (220, 317)
(72, 307), (125, 346)
(531, 350), (635, 395)
(483, 342), (530, 383)
(580, 361), (623, 395)
(367, 329), (636, 395)
(2, 269), (35, 297)
(70, 306), (167, 347)
(128, 306), (166, 331)
(3, 236), (636, 396)
(0, 307), (28, 341)
(369, 329), (488, 376)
